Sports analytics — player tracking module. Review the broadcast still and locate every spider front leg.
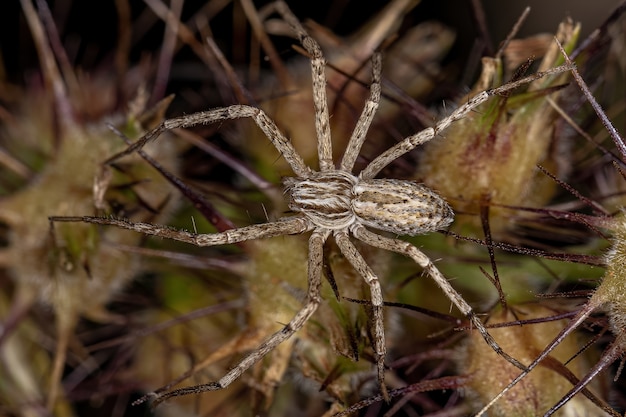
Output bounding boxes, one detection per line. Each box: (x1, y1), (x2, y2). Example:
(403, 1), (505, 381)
(102, 104), (313, 179)
(351, 225), (528, 372)
(49, 215), (310, 246)
(139, 229), (329, 407)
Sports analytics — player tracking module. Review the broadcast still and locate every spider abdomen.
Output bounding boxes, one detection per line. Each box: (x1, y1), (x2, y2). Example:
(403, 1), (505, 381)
(352, 179), (454, 236)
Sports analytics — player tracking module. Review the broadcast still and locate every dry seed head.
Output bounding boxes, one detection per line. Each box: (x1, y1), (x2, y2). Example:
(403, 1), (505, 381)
(458, 304), (605, 416)
(474, 212), (626, 416)
(417, 19), (580, 238)
(594, 213), (626, 334)
(471, 214), (626, 416)
(0, 3), (180, 410)
(1, 96), (179, 316)
(0, 89), (180, 413)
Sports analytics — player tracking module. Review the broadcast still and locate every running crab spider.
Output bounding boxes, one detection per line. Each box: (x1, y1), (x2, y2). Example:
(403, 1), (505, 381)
(50, 0), (572, 407)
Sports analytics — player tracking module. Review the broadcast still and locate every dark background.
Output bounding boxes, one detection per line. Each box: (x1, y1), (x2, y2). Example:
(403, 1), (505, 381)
(3, 0), (621, 93)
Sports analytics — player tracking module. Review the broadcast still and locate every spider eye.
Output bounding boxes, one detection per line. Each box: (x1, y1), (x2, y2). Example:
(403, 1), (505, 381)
(352, 179), (454, 236)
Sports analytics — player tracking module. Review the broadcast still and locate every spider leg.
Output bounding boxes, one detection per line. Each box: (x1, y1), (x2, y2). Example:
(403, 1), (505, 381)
(273, 1), (333, 171)
(49, 215), (311, 246)
(334, 231), (389, 401)
(474, 302), (596, 416)
(350, 225), (527, 372)
(141, 229), (329, 407)
(103, 104), (313, 178)
(340, 52), (382, 173)
(359, 63), (573, 180)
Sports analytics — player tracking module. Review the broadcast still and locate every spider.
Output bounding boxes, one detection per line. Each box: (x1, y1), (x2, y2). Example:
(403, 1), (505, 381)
(51, 0), (572, 407)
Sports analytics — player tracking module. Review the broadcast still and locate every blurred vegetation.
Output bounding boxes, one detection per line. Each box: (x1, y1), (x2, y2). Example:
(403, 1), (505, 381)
(0, 1), (625, 416)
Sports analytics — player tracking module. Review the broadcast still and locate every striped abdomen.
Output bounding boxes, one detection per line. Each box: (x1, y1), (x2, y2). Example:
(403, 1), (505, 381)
(352, 179), (453, 236)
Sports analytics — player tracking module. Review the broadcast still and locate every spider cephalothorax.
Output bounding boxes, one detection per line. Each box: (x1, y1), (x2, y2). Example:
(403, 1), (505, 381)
(283, 171), (358, 230)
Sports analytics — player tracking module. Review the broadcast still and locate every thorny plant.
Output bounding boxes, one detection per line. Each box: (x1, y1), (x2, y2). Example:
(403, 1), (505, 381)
(0, 0), (182, 413)
(472, 37), (626, 417)
(50, 0), (575, 410)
